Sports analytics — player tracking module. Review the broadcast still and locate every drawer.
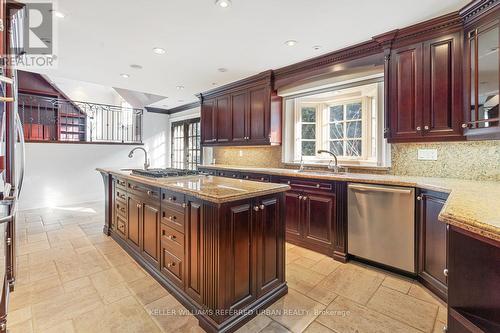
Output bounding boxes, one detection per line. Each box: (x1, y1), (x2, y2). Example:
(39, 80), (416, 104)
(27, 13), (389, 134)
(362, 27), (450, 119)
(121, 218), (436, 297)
(161, 190), (186, 211)
(115, 214), (127, 238)
(281, 178), (334, 191)
(161, 207), (185, 234)
(217, 170), (240, 179)
(241, 173), (270, 182)
(115, 177), (127, 191)
(115, 200), (127, 217)
(161, 223), (184, 258)
(161, 245), (183, 286)
(115, 188), (127, 203)
(127, 181), (160, 200)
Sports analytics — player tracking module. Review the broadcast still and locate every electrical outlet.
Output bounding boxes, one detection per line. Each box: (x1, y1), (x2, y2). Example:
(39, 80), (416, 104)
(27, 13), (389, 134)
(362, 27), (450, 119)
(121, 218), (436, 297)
(417, 149), (438, 161)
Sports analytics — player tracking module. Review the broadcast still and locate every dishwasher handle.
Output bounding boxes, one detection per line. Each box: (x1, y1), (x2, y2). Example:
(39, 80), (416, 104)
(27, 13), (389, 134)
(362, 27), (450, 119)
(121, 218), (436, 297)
(348, 184), (413, 195)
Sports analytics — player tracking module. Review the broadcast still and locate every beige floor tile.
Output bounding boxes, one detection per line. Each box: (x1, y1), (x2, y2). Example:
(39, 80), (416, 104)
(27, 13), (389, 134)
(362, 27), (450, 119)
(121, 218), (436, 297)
(7, 306), (32, 326)
(99, 282), (132, 304)
(306, 276), (339, 306)
(90, 268), (125, 291)
(236, 314), (273, 333)
(103, 251), (135, 267)
(286, 251), (301, 264)
(292, 257), (319, 269)
(43, 320), (75, 333)
(408, 283), (445, 306)
(9, 283), (65, 311)
(28, 246), (77, 265)
(267, 289), (325, 333)
(73, 296), (161, 333)
(381, 274), (413, 294)
(55, 249), (110, 282)
(28, 260), (59, 282)
(433, 319), (447, 333)
(69, 236), (93, 249)
(309, 258), (341, 276)
(317, 296), (421, 333)
(261, 321), (292, 333)
(27, 232), (48, 244)
(367, 286), (438, 332)
(7, 319), (33, 333)
(17, 240), (51, 256)
(303, 321), (335, 333)
(145, 295), (203, 332)
(286, 263), (326, 295)
(94, 240), (124, 255)
(63, 276), (98, 296)
(287, 247), (325, 262)
(128, 276), (170, 306)
(437, 306), (447, 323)
(318, 264), (384, 305)
(285, 243), (296, 250)
(115, 262), (147, 282)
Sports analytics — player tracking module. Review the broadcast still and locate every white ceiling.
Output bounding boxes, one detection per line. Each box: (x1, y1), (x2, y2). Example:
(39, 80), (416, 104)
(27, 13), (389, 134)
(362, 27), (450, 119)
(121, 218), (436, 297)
(34, 0), (470, 108)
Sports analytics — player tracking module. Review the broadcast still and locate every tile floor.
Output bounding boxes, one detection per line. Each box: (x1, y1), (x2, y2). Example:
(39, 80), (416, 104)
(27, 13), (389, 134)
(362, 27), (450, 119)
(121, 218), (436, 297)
(8, 201), (447, 333)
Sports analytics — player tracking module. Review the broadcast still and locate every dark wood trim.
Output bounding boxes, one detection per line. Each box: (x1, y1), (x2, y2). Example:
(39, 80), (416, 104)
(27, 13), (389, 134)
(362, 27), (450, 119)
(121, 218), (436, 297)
(25, 140), (144, 146)
(460, 0), (500, 26)
(198, 71), (273, 100)
(146, 101), (201, 115)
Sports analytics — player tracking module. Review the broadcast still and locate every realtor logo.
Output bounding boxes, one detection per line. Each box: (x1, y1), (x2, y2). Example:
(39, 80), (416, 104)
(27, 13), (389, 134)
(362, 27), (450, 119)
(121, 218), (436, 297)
(23, 3), (53, 55)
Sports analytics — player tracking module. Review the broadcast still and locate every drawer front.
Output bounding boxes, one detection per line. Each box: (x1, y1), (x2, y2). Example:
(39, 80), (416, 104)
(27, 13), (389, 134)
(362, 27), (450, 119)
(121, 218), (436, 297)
(115, 177), (127, 192)
(161, 207), (185, 233)
(217, 170), (240, 179)
(115, 188), (127, 203)
(115, 200), (127, 217)
(115, 214), (127, 238)
(161, 223), (184, 258)
(127, 181), (160, 200)
(161, 190), (186, 211)
(161, 245), (183, 286)
(241, 173), (270, 182)
(281, 178), (334, 191)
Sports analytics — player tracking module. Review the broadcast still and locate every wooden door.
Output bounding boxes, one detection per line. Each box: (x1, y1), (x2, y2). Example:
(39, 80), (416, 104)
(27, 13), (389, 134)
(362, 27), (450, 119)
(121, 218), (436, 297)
(141, 201), (160, 265)
(127, 196), (141, 252)
(231, 91), (247, 143)
(284, 190), (302, 241)
(256, 195), (284, 296)
(247, 86), (269, 144)
(422, 33), (463, 139)
(201, 99), (216, 144)
(418, 190), (448, 300)
(389, 43), (423, 141)
(185, 198), (203, 304)
(216, 95), (231, 143)
(302, 191), (335, 255)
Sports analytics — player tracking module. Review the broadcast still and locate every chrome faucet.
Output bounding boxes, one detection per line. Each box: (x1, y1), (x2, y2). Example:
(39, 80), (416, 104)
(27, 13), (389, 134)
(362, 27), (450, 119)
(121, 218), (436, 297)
(299, 155), (305, 172)
(317, 150), (339, 172)
(128, 147), (150, 170)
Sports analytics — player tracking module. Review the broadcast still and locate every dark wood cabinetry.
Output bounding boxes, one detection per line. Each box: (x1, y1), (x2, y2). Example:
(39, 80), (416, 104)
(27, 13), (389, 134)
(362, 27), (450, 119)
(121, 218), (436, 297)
(388, 32), (463, 142)
(199, 71), (282, 146)
(417, 189), (449, 301)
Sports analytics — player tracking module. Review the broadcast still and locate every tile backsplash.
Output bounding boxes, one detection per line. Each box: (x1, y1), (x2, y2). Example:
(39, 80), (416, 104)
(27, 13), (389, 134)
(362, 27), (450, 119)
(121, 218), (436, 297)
(211, 140), (500, 181)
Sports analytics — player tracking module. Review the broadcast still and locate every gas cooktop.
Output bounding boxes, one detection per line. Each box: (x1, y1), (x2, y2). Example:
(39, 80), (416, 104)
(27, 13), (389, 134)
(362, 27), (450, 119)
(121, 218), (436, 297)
(131, 168), (204, 178)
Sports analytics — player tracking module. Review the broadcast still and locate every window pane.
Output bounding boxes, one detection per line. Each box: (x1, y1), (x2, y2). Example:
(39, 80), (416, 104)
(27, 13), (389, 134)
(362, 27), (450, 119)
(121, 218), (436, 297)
(330, 105), (344, 122)
(329, 123), (343, 139)
(346, 102), (362, 120)
(301, 107), (316, 122)
(302, 141), (316, 156)
(302, 124), (316, 139)
(346, 121), (362, 138)
(346, 140), (362, 156)
(330, 141), (344, 156)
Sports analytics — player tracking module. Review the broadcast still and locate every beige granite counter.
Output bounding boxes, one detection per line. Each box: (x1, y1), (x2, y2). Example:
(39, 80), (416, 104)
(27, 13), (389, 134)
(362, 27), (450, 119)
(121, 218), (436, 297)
(199, 164), (500, 242)
(97, 168), (290, 204)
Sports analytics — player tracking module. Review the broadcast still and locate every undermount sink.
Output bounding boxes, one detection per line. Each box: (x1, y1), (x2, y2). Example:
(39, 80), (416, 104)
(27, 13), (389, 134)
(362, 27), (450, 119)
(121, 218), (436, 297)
(294, 169), (346, 175)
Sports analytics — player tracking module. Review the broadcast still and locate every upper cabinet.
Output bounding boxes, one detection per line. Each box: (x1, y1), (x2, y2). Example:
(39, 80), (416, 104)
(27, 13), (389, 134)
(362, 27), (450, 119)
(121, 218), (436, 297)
(462, 3), (500, 139)
(387, 28), (464, 142)
(199, 71), (282, 146)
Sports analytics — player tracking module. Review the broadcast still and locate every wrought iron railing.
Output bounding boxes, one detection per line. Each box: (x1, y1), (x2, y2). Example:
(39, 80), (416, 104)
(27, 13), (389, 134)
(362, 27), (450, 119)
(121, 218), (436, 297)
(18, 93), (143, 143)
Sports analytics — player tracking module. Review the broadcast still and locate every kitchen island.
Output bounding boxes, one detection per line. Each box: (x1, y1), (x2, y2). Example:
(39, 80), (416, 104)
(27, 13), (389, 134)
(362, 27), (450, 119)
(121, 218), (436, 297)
(97, 168), (290, 333)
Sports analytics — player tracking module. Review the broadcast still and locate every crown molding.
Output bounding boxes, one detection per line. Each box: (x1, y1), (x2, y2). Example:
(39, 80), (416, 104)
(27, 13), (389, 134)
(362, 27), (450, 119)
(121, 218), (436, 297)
(460, 0), (499, 25)
(145, 101), (200, 115)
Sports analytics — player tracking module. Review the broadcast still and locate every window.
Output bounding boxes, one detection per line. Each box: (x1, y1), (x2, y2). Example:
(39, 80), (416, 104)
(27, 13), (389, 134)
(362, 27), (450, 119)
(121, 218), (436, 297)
(284, 77), (387, 166)
(171, 118), (201, 170)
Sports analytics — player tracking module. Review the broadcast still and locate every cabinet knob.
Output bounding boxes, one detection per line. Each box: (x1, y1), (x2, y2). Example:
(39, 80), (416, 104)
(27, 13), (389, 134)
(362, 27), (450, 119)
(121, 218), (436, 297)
(442, 325), (448, 332)
(260, 177), (264, 181)
(424, 125), (429, 130)
(232, 174), (237, 178)
(167, 262), (176, 268)
(259, 204), (265, 210)
(245, 176), (249, 179)
(182, 203), (187, 208)
(302, 196), (307, 201)
(287, 181), (291, 185)
(416, 126), (421, 131)
(253, 206), (260, 211)
(316, 184), (320, 188)
(298, 195), (303, 200)
(461, 123), (469, 129)
(136, 204), (141, 208)
(416, 196), (422, 201)
(147, 190), (152, 196)
(443, 268), (448, 277)
(167, 235), (176, 241)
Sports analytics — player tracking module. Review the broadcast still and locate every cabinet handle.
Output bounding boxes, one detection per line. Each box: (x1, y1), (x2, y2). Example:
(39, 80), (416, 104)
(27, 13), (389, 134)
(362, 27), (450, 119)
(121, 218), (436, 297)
(461, 123), (469, 129)
(167, 235), (176, 241)
(298, 195), (303, 200)
(147, 190), (153, 196)
(259, 204), (265, 210)
(168, 216), (176, 221)
(416, 126), (421, 131)
(287, 181), (291, 185)
(167, 262), (176, 268)
(136, 203), (141, 208)
(245, 176), (249, 179)
(443, 268), (448, 277)
(260, 177), (264, 181)
(302, 196), (307, 201)
(416, 196), (422, 201)
(424, 125), (429, 130)
(442, 325), (448, 332)
(253, 206), (260, 211)
(232, 174), (237, 178)
(162, 229), (165, 236)
(316, 184), (320, 188)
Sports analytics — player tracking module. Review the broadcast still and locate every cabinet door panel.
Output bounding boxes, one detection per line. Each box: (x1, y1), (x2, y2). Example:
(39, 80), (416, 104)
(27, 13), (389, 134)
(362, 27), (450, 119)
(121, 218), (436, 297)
(423, 34), (462, 138)
(284, 191), (301, 239)
(185, 200), (202, 304)
(303, 192), (335, 251)
(201, 99), (216, 144)
(390, 45), (423, 140)
(248, 87), (268, 143)
(232, 91), (247, 142)
(216, 96), (231, 142)
(142, 203), (160, 264)
(127, 196), (141, 251)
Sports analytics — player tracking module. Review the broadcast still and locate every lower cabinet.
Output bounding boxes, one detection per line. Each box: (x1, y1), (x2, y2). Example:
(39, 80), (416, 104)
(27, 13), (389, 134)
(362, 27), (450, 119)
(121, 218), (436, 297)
(417, 189), (448, 301)
(127, 195), (141, 252)
(141, 201), (160, 266)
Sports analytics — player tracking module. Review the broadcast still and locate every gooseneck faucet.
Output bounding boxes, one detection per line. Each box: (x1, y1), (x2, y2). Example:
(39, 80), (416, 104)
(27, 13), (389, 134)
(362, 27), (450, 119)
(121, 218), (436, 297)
(128, 147), (150, 170)
(317, 150), (339, 172)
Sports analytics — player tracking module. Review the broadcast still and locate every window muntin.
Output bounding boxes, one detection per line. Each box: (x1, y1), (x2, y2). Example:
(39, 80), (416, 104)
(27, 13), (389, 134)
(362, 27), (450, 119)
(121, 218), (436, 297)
(170, 118), (201, 170)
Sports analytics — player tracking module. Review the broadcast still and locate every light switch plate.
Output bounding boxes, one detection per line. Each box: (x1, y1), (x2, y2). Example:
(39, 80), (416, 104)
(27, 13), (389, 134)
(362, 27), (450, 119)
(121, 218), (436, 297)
(417, 149), (438, 161)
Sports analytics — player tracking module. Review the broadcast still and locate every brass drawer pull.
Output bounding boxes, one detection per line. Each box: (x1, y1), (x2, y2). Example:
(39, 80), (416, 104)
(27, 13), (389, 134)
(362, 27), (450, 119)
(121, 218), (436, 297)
(167, 262), (176, 268)
(167, 235), (177, 241)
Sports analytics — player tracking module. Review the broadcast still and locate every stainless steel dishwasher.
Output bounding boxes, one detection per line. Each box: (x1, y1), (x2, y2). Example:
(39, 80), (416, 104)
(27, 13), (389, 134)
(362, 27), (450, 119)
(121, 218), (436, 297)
(347, 183), (416, 273)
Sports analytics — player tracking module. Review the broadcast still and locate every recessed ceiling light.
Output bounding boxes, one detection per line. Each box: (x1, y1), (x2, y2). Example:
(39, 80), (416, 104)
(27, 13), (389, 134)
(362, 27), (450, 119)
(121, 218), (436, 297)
(218, 68), (228, 72)
(130, 64), (143, 69)
(176, 85), (184, 90)
(313, 45), (322, 50)
(152, 47), (166, 55)
(212, 82), (218, 86)
(120, 73), (130, 78)
(178, 100), (184, 103)
(285, 40), (298, 47)
(215, 0), (232, 8)
(53, 10), (65, 18)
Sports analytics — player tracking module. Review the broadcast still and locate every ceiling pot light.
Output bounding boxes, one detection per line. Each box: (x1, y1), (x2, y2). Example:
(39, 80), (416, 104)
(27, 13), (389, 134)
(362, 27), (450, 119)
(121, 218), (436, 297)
(176, 85), (184, 90)
(130, 64), (143, 69)
(120, 73), (130, 78)
(313, 45), (322, 50)
(152, 47), (166, 55)
(215, 0), (232, 8)
(285, 40), (298, 47)
(218, 68), (228, 72)
(53, 10), (65, 18)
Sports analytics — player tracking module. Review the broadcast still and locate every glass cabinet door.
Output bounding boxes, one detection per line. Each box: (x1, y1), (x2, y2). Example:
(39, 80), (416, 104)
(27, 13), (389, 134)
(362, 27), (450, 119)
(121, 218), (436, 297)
(467, 19), (500, 133)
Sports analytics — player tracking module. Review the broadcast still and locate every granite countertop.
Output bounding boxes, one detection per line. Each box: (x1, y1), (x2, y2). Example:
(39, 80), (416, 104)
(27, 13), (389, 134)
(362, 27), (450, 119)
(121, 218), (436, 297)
(199, 164), (500, 242)
(97, 168), (290, 204)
